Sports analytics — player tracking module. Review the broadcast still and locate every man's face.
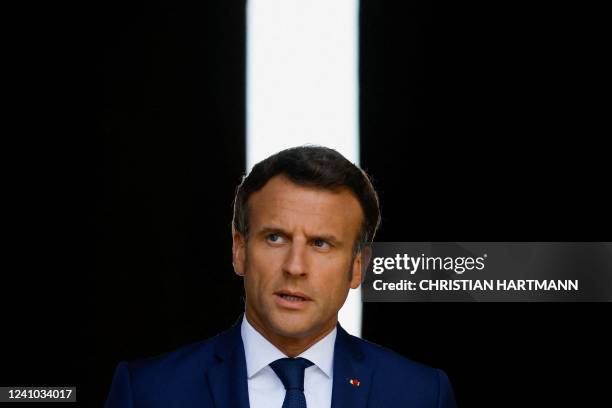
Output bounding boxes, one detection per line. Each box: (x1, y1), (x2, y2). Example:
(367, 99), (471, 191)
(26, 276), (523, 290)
(232, 175), (364, 340)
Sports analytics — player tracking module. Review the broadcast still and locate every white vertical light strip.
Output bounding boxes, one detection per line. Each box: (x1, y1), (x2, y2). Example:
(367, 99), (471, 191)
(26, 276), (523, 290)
(247, 0), (362, 336)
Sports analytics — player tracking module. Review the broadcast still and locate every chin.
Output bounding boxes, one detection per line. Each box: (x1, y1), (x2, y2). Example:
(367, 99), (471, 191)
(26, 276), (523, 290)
(270, 314), (317, 339)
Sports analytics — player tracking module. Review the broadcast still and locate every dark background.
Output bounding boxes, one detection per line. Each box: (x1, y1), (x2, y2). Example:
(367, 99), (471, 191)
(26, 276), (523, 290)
(4, 0), (610, 407)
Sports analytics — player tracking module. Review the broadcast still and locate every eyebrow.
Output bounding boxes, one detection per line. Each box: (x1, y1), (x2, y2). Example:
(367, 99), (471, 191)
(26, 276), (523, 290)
(257, 225), (342, 245)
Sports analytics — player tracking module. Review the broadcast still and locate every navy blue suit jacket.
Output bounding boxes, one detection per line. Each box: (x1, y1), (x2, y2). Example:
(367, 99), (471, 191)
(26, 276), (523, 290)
(106, 316), (457, 407)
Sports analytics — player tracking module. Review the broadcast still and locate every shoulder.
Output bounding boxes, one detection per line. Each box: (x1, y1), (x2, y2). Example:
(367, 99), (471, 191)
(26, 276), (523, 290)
(106, 328), (237, 407)
(352, 334), (440, 378)
(342, 333), (456, 407)
(105, 322), (247, 407)
(114, 326), (235, 394)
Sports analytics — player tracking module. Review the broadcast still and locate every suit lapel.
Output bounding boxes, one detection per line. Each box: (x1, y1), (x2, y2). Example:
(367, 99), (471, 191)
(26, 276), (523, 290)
(331, 325), (373, 408)
(206, 316), (250, 408)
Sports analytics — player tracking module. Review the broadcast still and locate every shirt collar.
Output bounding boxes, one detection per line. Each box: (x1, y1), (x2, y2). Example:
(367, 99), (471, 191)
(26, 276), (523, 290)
(241, 314), (336, 379)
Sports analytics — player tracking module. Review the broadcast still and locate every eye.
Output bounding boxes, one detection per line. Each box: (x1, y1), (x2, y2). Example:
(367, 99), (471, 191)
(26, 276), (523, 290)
(313, 239), (331, 249)
(266, 233), (284, 244)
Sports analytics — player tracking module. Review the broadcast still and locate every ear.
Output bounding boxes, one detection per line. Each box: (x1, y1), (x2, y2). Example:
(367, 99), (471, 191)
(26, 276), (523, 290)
(350, 245), (372, 289)
(232, 228), (246, 277)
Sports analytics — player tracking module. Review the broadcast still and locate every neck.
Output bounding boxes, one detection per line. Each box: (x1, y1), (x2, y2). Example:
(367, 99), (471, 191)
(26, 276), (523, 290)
(244, 310), (336, 357)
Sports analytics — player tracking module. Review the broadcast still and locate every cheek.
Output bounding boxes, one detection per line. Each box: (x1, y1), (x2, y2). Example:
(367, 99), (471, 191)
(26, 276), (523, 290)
(245, 247), (280, 289)
(316, 260), (352, 300)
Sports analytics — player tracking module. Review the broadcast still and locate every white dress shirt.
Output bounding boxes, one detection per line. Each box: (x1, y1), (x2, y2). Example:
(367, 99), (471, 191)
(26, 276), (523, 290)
(241, 315), (336, 408)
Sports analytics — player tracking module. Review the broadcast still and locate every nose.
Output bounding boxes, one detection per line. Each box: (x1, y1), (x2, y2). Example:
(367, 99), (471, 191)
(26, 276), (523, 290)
(282, 242), (308, 277)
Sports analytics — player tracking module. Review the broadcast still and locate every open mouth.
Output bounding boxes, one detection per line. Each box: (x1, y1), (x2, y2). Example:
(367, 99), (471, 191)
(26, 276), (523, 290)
(278, 294), (307, 302)
(275, 291), (311, 302)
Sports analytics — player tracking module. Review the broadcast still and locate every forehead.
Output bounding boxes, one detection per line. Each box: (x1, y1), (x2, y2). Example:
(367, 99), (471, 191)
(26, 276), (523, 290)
(248, 175), (363, 240)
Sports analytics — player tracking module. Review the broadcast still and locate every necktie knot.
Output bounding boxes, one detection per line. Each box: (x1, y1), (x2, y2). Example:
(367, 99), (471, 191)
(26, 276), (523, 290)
(269, 357), (314, 391)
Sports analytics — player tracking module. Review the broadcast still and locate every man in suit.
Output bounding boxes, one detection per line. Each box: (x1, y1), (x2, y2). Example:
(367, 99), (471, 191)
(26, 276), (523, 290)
(106, 146), (457, 407)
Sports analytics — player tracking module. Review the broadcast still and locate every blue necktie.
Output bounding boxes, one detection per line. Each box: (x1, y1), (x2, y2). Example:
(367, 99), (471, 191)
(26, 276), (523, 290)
(269, 357), (314, 408)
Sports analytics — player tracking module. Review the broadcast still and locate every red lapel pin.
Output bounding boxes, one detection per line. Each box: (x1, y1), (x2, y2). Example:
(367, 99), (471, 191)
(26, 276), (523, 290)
(349, 378), (360, 387)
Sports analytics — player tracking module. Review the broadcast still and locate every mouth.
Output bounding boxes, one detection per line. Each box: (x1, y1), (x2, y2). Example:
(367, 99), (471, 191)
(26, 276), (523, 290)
(274, 290), (312, 303)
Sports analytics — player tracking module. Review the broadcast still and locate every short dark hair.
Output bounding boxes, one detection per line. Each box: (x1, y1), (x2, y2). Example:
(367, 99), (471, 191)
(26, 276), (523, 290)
(232, 145), (380, 252)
